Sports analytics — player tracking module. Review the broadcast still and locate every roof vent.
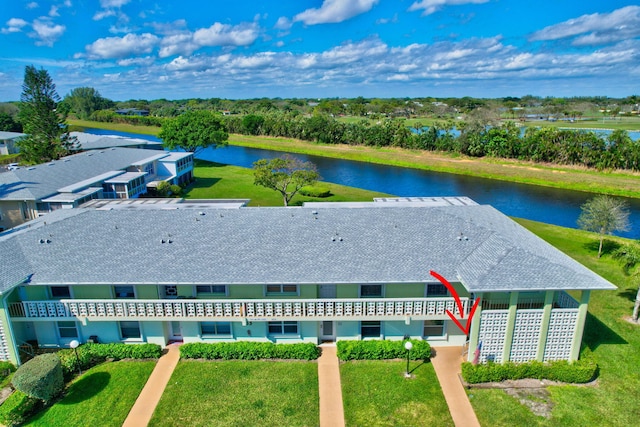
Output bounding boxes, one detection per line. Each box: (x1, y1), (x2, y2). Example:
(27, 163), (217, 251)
(312, 211), (318, 215)
(198, 211), (205, 216)
(27, 167), (36, 170)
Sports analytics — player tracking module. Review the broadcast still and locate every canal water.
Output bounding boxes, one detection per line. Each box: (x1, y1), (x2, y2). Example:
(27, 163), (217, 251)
(83, 128), (640, 238)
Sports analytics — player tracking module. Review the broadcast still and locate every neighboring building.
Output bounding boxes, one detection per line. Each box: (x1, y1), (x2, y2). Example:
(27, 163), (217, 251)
(0, 131), (26, 155)
(115, 108), (149, 116)
(0, 147), (194, 231)
(70, 132), (163, 151)
(0, 197), (615, 365)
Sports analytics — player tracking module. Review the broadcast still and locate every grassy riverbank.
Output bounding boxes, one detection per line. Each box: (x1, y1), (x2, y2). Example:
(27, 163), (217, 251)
(69, 119), (640, 199)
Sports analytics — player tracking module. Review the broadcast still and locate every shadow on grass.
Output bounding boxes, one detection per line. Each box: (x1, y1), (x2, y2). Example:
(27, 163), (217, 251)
(582, 239), (621, 256)
(582, 312), (627, 352)
(408, 360), (430, 375)
(194, 159), (225, 167)
(618, 287), (639, 303)
(59, 372), (111, 405)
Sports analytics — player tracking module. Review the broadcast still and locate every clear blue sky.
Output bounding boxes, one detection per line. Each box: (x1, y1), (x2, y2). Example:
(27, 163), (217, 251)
(1, 0), (639, 101)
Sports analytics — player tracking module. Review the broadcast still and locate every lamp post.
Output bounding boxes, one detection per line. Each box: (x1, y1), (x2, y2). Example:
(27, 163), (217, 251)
(404, 340), (413, 378)
(69, 340), (81, 375)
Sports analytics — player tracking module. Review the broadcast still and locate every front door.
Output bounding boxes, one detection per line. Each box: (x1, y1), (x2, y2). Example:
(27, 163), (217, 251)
(169, 321), (183, 342)
(319, 284), (337, 299)
(320, 321), (335, 342)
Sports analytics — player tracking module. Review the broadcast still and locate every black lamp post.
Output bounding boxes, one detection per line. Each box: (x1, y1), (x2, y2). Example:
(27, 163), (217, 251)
(70, 340), (81, 375)
(404, 340), (413, 378)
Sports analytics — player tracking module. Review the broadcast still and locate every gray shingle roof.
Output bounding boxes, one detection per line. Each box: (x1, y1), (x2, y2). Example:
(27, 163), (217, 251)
(0, 202), (616, 293)
(0, 148), (168, 201)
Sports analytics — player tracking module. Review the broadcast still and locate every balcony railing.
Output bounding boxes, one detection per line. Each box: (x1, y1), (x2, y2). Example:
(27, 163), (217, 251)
(482, 291), (579, 311)
(8, 297), (471, 321)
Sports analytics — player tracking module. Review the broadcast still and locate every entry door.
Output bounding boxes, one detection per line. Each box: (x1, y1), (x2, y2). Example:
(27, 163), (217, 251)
(169, 321), (183, 341)
(319, 285), (337, 299)
(320, 321), (335, 341)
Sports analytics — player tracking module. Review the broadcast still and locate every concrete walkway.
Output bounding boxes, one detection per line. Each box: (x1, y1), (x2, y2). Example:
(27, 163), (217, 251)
(122, 343), (181, 427)
(318, 344), (346, 427)
(431, 346), (481, 427)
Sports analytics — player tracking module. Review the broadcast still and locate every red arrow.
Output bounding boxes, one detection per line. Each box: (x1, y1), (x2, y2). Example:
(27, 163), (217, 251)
(430, 270), (481, 335)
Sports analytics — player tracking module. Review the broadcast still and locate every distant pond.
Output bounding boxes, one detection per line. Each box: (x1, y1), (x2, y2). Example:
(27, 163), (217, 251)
(84, 128), (640, 239)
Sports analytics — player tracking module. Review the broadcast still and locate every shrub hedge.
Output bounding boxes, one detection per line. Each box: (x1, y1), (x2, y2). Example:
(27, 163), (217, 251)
(57, 343), (162, 378)
(299, 185), (332, 198)
(0, 390), (41, 427)
(0, 361), (16, 380)
(11, 353), (64, 402)
(461, 359), (598, 384)
(180, 342), (320, 360)
(336, 340), (431, 361)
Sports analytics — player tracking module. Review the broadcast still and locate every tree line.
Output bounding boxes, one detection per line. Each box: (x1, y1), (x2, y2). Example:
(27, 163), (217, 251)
(217, 112), (640, 172)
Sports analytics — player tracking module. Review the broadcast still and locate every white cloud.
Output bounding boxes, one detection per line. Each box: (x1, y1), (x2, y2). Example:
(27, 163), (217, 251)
(408, 0), (489, 16)
(193, 22), (259, 47)
(274, 16), (292, 30)
(30, 18), (66, 46)
(529, 6), (640, 46)
(94, 10), (116, 20)
(117, 56), (155, 67)
(100, 0), (130, 7)
(94, 0), (131, 21)
(49, 5), (59, 17)
(84, 33), (159, 59)
(1, 18), (28, 34)
(159, 33), (200, 57)
(26, 2), (38, 9)
(294, 0), (379, 25)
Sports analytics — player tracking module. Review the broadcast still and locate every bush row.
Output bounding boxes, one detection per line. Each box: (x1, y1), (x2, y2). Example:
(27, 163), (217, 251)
(180, 342), (320, 360)
(461, 359), (598, 384)
(336, 340), (431, 361)
(57, 343), (162, 378)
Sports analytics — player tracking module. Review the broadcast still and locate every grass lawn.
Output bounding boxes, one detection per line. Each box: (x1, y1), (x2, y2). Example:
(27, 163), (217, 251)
(341, 360), (453, 427)
(467, 219), (640, 427)
(187, 159), (390, 206)
(149, 360), (319, 427)
(24, 361), (156, 427)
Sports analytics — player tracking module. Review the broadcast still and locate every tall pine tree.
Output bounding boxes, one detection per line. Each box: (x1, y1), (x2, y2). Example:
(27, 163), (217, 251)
(17, 65), (77, 163)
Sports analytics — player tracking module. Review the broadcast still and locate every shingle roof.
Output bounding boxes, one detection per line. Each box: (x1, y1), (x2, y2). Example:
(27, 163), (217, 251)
(0, 202), (616, 293)
(0, 148), (168, 201)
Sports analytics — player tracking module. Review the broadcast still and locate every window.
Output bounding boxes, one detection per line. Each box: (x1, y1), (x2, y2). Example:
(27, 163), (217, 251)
(360, 284), (382, 298)
(196, 285), (226, 295)
(120, 321), (141, 339)
(57, 321), (78, 338)
(426, 284), (448, 297)
(50, 286), (71, 299)
(200, 322), (232, 336)
(423, 320), (445, 337)
(114, 285), (135, 298)
(268, 321), (298, 335)
(361, 321), (381, 338)
(265, 284), (298, 295)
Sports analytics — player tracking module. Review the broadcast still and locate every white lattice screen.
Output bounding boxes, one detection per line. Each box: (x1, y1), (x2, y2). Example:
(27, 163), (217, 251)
(0, 320), (10, 361)
(477, 310), (509, 363)
(543, 309), (578, 361)
(509, 310), (543, 362)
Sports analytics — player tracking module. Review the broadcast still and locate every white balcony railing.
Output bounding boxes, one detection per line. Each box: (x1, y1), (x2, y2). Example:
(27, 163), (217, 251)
(8, 297), (471, 321)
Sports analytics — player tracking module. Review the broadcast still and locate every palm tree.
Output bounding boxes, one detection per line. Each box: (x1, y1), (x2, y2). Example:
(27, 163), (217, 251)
(614, 243), (640, 322)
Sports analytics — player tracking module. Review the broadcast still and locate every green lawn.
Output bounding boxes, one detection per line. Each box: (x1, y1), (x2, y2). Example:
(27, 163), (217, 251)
(341, 360), (454, 427)
(24, 361), (156, 427)
(149, 360), (319, 427)
(468, 219), (640, 427)
(186, 159), (390, 206)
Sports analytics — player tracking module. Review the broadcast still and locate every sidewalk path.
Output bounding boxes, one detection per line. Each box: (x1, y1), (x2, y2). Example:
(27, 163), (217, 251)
(431, 346), (481, 427)
(318, 344), (346, 427)
(122, 343), (181, 427)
